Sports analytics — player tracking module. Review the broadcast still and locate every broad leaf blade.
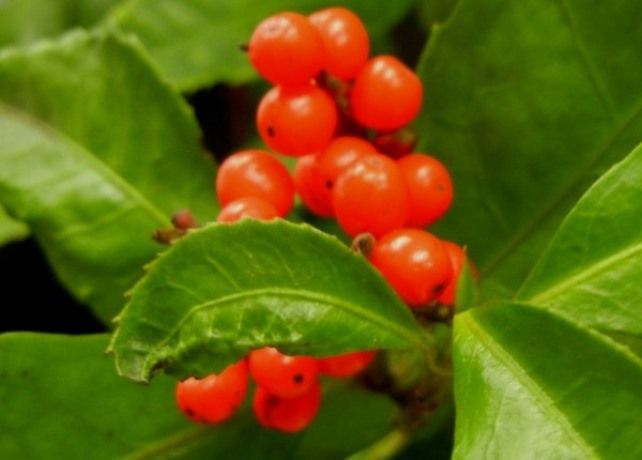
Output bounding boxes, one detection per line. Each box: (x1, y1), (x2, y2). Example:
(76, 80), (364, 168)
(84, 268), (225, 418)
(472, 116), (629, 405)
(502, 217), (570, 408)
(517, 143), (642, 353)
(0, 333), (398, 459)
(0, 0), (117, 48)
(110, 0), (414, 91)
(0, 333), (189, 459)
(416, 0), (642, 298)
(0, 204), (28, 246)
(453, 303), (642, 459)
(111, 220), (425, 383)
(0, 30), (217, 322)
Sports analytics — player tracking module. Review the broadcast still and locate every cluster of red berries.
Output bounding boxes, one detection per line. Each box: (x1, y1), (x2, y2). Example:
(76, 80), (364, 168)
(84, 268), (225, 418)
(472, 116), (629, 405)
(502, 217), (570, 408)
(175, 7), (475, 433)
(176, 347), (375, 432)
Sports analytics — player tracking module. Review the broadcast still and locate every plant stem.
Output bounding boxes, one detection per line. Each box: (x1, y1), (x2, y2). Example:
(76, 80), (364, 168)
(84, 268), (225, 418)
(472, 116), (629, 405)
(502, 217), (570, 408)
(346, 429), (411, 460)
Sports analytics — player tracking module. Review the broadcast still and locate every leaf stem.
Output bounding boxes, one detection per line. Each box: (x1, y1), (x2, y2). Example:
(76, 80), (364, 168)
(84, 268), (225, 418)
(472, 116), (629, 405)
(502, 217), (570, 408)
(346, 429), (411, 460)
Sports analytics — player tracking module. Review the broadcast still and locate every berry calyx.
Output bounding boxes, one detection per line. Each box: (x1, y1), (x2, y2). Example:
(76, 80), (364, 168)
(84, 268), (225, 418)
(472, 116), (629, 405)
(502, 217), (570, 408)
(350, 55), (423, 131)
(248, 12), (325, 87)
(370, 229), (453, 307)
(217, 197), (279, 223)
(397, 154), (453, 227)
(257, 83), (338, 156)
(333, 154), (409, 237)
(309, 7), (369, 80)
(249, 347), (319, 399)
(216, 150), (294, 216)
(253, 381), (322, 433)
(318, 351), (376, 378)
(175, 360), (249, 424)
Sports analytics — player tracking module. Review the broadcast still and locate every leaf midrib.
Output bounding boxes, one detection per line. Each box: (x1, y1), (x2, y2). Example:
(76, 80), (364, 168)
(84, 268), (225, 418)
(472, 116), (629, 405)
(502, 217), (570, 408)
(524, 239), (642, 305)
(0, 101), (169, 227)
(148, 287), (424, 361)
(460, 313), (598, 458)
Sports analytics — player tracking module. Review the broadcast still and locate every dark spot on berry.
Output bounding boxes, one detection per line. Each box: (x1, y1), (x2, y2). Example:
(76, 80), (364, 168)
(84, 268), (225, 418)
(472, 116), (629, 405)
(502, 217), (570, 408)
(267, 126), (275, 137)
(325, 179), (333, 189)
(433, 283), (445, 295)
(186, 407), (195, 417)
(293, 373), (304, 384)
(438, 183), (445, 191)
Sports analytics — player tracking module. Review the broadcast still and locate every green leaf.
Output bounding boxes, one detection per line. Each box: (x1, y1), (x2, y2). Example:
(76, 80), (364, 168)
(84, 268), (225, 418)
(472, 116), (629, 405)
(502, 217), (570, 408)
(453, 303), (642, 459)
(0, 333), (397, 459)
(0, 30), (217, 323)
(454, 262), (476, 314)
(109, 0), (415, 91)
(111, 220), (425, 383)
(0, 204), (28, 246)
(517, 142), (642, 354)
(0, 0), (117, 48)
(416, 0), (642, 298)
(0, 333), (189, 459)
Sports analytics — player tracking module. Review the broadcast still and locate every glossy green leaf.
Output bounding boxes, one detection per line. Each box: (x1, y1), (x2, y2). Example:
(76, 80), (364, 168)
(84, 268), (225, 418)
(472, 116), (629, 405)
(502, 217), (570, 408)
(517, 143), (642, 353)
(454, 262), (476, 314)
(0, 204), (28, 246)
(0, 333), (397, 459)
(416, 0), (642, 298)
(0, 0), (117, 48)
(453, 303), (642, 459)
(109, 0), (414, 91)
(0, 30), (217, 323)
(0, 333), (189, 459)
(111, 220), (425, 383)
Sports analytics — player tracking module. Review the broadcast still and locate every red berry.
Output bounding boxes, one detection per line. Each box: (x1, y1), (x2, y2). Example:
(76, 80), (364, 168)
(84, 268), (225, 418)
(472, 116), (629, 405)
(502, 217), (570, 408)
(216, 150), (294, 216)
(294, 137), (377, 217)
(437, 241), (476, 306)
(333, 154), (408, 237)
(249, 347), (319, 399)
(175, 360), (249, 424)
(217, 197), (279, 223)
(317, 136), (378, 185)
(253, 382), (322, 433)
(398, 154), (453, 227)
(257, 83), (338, 156)
(309, 7), (369, 80)
(294, 154), (334, 217)
(248, 12), (324, 87)
(350, 56), (423, 131)
(370, 229), (453, 307)
(318, 351), (376, 378)
(172, 209), (196, 230)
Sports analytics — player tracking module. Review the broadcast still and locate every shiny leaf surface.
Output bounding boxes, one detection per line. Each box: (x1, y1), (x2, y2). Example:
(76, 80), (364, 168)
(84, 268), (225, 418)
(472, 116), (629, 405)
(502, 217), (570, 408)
(453, 303), (642, 459)
(518, 143), (642, 354)
(110, 0), (414, 90)
(416, 0), (642, 298)
(0, 30), (217, 322)
(111, 219), (425, 383)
